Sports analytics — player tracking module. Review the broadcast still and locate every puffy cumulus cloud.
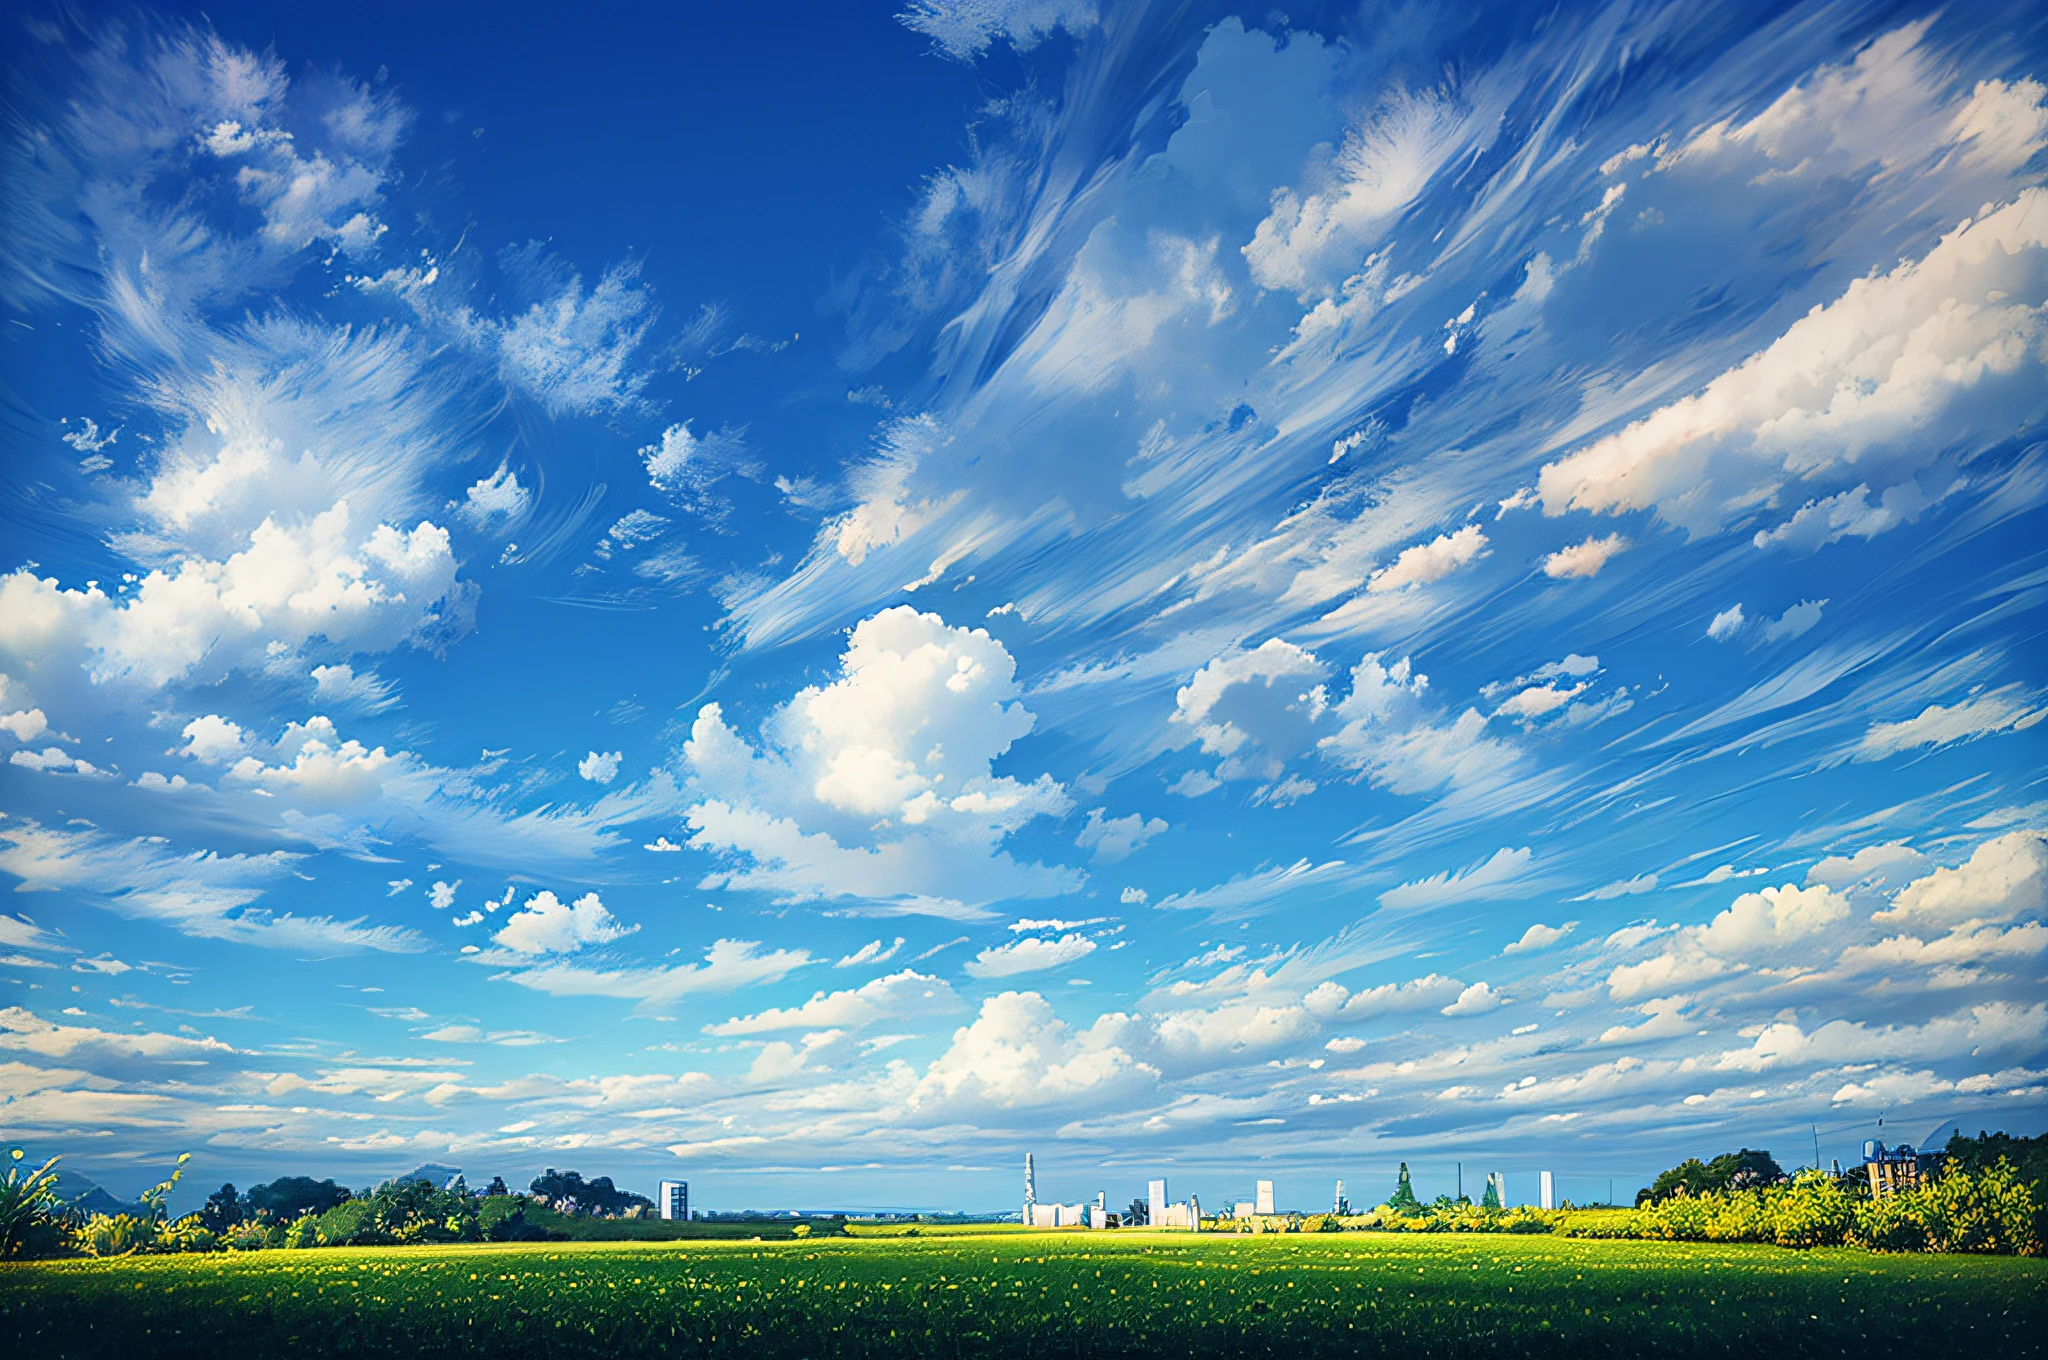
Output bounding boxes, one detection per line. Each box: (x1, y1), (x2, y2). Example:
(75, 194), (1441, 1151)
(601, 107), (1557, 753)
(1707, 605), (1745, 641)
(1718, 1000), (2048, 1073)
(578, 751), (623, 785)
(680, 606), (1080, 915)
(1171, 639), (1329, 783)
(1440, 981), (1506, 1017)
(179, 715), (246, 764)
(0, 509), (461, 694)
(1875, 831), (2047, 930)
(224, 717), (398, 806)
(489, 890), (636, 956)
(1303, 973), (1464, 1021)
(9, 749), (105, 777)
(1807, 842), (1929, 894)
(1365, 525), (1488, 594)
(1854, 685), (2046, 760)
(965, 933), (1097, 978)
(1074, 808), (1166, 864)
(899, 0), (1100, 61)
(0, 821), (423, 953)
(1378, 846), (1532, 912)
(1245, 87), (1495, 296)
(1540, 534), (1629, 579)
(1502, 921), (1575, 955)
(1608, 882), (1850, 1000)
(486, 938), (813, 1015)
(911, 991), (1153, 1111)
(1317, 654), (1526, 806)
(1539, 189), (2048, 538)
(705, 970), (958, 1036)
(456, 463), (529, 527)
(1836, 920), (2048, 976)
(1494, 684), (1586, 720)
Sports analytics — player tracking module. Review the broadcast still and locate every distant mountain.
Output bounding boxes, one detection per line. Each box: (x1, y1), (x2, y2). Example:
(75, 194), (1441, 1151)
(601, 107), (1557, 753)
(51, 1169), (140, 1218)
(391, 1163), (464, 1189)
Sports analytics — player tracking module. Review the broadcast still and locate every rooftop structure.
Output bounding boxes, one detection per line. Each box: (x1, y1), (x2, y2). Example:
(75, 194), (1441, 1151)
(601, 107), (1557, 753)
(1864, 1140), (1943, 1199)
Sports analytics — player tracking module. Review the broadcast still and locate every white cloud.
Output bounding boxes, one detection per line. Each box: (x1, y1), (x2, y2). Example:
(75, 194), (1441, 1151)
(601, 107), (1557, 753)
(1171, 639), (1329, 783)
(1440, 981), (1505, 1016)
(427, 880), (459, 910)
(0, 511), (462, 692)
(679, 606), (1079, 913)
(1719, 1001), (2048, 1073)
(706, 969), (956, 1035)
(1153, 858), (1347, 922)
(1502, 921), (1575, 955)
(1318, 654), (1527, 805)
(226, 717), (397, 806)
(1762, 599), (1826, 643)
(1365, 525), (1488, 593)
(836, 938), (905, 969)
(490, 938), (812, 1013)
(1245, 88), (1491, 295)
(912, 991), (1151, 1111)
(495, 262), (654, 416)
(1573, 873), (1657, 902)
(1806, 842), (1928, 893)
(458, 463), (529, 526)
(310, 663), (396, 712)
(1609, 882), (1850, 1000)
(1074, 808), (1166, 863)
(578, 750), (623, 785)
(179, 715), (247, 764)
(9, 748), (103, 776)
(965, 933), (1097, 978)
(899, 0), (1100, 61)
(1539, 188), (2048, 537)
(1119, 887), (1148, 905)
(1540, 534), (1630, 579)
(0, 821), (421, 952)
(489, 890), (637, 956)
(1494, 684), (1585, 719)
(0, 709), (48, 742)
(1707, 605), (1745, 641)
(1378, 846), (1532, 911)
(1305, 973), (1464, 1021)
(1854, 685), (2045, 760)
(1875, 831), (2047, 930)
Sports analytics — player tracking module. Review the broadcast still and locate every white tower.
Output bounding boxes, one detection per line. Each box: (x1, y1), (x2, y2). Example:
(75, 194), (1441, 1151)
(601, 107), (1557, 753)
(1539, 1170), (1555, 1211)
(1147, 1178), (1166, 1225)
(1255, 1179), (1274, 1215)
(1023, 1152), (1037, 1224)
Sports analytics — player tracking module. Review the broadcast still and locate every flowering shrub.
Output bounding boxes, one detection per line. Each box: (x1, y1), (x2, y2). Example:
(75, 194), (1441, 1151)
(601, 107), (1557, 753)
(1560, 1161), (2040, 1255)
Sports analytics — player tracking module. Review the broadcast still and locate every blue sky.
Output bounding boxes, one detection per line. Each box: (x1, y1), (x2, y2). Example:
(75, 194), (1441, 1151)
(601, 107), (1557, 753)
(1, 0), (2045, 1215)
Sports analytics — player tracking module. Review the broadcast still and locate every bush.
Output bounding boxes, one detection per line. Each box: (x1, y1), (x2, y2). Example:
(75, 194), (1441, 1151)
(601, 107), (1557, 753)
(284, 1211), (322, 1249)
(158, 1215), (222, 1253)
(77, 1213), (155, 1258)
(1561, 1159), (2039, 1255)
(1854, 1158), (2040, 1256)
(0, 1149), (67, 1260)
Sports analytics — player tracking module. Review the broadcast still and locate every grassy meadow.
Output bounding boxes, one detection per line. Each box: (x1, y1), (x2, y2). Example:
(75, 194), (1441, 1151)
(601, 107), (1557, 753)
(4, 1228), (2042, 1359)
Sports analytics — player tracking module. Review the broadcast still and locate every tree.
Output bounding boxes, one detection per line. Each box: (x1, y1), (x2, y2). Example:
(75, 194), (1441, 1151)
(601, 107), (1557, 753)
(485, 1176), (508, 1197)
(200, 1183), (242, 1233)
(245, 1176), (351, 1223)
(1642, 1149), (1785, 1205)
(1388, 1163), (1423, 1214)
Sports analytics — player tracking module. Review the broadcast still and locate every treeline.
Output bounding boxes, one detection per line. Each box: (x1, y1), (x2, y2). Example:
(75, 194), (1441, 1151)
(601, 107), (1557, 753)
(0, 1152), (745, 1260)
(1564, 1130), (2046, 1255)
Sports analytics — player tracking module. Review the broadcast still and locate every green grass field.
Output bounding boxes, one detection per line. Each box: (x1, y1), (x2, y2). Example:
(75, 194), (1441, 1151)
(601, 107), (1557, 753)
(4, 1229), (2041, 1359)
